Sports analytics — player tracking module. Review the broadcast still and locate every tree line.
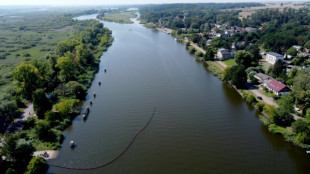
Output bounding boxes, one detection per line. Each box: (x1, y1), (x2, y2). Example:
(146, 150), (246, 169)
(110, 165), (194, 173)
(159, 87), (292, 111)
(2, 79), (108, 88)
(0, 19), (113, 174)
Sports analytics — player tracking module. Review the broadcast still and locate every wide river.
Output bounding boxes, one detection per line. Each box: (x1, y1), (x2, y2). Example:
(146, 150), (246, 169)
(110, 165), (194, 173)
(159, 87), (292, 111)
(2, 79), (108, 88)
(48, 14), (310, 174)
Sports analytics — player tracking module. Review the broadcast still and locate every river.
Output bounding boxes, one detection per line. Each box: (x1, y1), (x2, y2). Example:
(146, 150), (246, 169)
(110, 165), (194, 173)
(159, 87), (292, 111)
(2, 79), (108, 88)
(48, 14), (310, 174)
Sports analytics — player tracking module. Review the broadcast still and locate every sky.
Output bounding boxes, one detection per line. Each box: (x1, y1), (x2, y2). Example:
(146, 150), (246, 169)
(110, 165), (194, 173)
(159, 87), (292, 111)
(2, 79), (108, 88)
(0, 0), (304, 6)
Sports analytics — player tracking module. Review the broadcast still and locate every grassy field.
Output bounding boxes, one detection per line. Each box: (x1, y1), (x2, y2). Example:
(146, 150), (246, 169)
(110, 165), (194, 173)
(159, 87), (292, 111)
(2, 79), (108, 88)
(0, 10), (75, 94)
(100, 11), (137, 24)
(222, 59), (237, 67)
(233, 2), (309, 20)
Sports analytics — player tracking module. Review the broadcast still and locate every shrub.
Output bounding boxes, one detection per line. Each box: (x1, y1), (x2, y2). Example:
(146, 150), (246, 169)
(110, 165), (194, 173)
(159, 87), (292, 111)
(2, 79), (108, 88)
(247, 95), (258, 105)
(256, 103), (265, 112)
(26, 157), (48, 174)
(292, 119), (308, 134)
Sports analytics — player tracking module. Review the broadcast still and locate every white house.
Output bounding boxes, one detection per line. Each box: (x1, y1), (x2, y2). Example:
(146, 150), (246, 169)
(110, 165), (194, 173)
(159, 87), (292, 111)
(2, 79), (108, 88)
(266, 52), (284, 64)
(217, 48), (235, 60)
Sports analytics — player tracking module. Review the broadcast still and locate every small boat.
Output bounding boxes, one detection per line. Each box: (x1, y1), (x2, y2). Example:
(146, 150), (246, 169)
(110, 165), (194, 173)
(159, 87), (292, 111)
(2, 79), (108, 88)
(104, 69), (107, 73)
(98, 81), (101, 86)
(307, 151), (310, 154)
(90, 100), (92, 105)
(70, 141), (75, 148)
(83, 107), (90, 120)
(93, 92), (96, 97)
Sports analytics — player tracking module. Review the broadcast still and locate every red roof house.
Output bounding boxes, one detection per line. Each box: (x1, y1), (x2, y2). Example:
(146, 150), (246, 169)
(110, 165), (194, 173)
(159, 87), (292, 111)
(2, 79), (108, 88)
(266, 79), (291, 96)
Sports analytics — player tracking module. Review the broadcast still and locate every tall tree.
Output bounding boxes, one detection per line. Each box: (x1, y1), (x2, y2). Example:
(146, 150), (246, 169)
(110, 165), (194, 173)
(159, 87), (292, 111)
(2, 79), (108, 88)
(12, 62), (40, 99)
(32, 89), (52, 119)
(55, 57), (76, 82)
(234, 50), (255, 69)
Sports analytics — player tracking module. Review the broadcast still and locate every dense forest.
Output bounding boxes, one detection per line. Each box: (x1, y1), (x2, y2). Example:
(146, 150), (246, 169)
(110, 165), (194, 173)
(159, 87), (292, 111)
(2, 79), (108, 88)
(140, 4), (310, 54)
(0, 10), (113, 174)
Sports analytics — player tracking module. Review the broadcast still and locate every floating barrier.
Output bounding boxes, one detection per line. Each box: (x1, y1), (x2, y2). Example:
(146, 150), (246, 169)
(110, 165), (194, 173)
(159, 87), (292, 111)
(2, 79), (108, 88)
(49, 106), (157, 170)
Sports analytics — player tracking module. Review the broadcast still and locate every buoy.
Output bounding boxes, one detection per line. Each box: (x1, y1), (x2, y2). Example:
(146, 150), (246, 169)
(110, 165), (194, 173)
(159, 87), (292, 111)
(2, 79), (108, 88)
(70, 141), (75, 148)
(98, 81), (101, 86)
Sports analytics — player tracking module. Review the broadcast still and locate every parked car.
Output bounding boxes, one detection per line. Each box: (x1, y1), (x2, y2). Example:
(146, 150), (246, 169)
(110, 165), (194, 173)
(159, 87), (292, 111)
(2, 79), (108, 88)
(257, 96), (263, 100)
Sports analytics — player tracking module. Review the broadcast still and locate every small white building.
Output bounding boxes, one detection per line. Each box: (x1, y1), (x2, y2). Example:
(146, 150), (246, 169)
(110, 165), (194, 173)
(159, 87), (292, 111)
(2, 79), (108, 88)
(266, 52), (284, 64)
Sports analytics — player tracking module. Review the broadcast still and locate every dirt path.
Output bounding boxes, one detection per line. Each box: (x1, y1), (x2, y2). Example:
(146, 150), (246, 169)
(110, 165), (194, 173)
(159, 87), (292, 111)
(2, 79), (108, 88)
(19, 103), (34, 121)
(190, 42), (206, 54)
(6, 103), (34, 133)
(216, 61), (228, 68)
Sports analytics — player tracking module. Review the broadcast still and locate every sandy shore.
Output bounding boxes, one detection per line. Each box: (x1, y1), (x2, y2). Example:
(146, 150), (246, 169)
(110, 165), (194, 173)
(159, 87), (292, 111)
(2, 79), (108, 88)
(33, 150), (60, 160)
(157, 27), (172, 34)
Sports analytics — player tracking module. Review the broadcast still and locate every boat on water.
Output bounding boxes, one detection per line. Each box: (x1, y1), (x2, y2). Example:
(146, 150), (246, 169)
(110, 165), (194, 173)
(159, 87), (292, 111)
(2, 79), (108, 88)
(307, 151), (310, 154)
(70, 141), (75, 148)
(83, 107), (90, 120)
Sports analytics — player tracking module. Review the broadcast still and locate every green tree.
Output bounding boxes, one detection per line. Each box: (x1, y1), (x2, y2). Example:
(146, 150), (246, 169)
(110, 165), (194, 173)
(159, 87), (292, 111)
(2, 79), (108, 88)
(12, 62), (40, 99)
(292, 119), (308, 134)
(224, 65), (247, 88)
(234, 50), (255, 69)
(304, 40), (310, 49)
(286, 47), (298, 56)
(55, 99), (79, 118)
(204, 47), (214, 60)
(273, 108), (294, 127)
(190, 33), (200, 43)
(0, 99), (18, 124)
(32, 89), (52, 119)
(34, 120), (57, 142)
(31, 59), (54, 90)
(26, 157), (48, 174)
(55, 57), (76, 82)
(277, 95), (294, 113)
(0, 134), (17, 161)
(272, 60), (285, 77)
(293, 71), (310, 113)
(55, 39), (81, 56)
(64, 81), (86, 99)
(74, 44), (94, 66)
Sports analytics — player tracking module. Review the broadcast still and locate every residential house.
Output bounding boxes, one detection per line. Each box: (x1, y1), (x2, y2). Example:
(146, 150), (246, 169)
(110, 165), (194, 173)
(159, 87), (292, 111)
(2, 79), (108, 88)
(266, 52), (284, 64)
(217, 48), (235, 60)
(244, 27), (257, 32)
(254, 73), (274, 86)
(266, 79), (291, 96)
(206, 39), (212, 46)
(292, 45), (302, 52)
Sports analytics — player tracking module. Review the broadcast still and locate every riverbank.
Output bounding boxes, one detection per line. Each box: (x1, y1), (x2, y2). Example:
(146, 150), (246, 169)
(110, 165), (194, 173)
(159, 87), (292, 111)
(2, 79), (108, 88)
(157, 26), (309, 150)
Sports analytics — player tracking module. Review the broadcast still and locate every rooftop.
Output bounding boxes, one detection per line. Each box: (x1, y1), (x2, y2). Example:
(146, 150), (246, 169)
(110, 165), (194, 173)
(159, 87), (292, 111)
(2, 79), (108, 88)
(266, 52), (283, 58)
(267, 79), (290, 92)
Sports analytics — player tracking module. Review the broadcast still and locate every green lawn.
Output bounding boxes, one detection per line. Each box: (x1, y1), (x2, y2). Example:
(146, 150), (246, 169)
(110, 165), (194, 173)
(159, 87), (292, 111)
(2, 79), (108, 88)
(100, 11), (137, 24)
(222, 59), (237, 67)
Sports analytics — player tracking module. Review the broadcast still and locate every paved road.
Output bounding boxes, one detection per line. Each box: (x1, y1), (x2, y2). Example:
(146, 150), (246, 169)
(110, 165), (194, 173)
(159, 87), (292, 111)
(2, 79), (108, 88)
(246, 84), (278, 106)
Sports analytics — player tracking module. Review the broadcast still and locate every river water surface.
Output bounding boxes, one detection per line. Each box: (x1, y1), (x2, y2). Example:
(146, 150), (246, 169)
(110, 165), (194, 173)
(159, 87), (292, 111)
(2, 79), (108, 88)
(48, 14), (310, 174)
